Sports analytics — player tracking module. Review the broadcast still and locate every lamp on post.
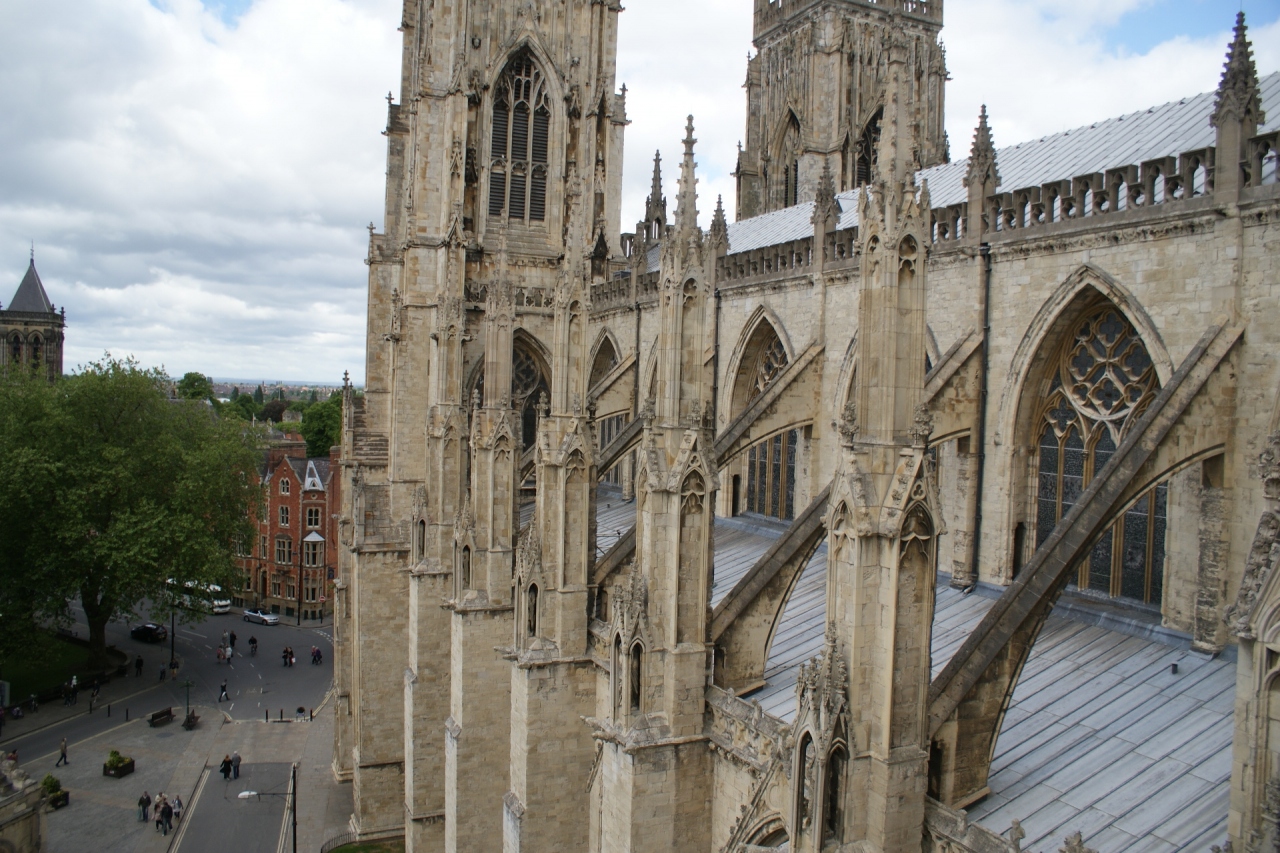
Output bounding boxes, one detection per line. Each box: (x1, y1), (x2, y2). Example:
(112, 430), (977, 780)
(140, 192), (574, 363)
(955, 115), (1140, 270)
(296, 546), (303, 627)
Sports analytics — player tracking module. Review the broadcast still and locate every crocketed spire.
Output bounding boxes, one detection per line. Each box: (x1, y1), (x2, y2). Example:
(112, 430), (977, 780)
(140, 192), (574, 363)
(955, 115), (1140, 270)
(1211, 12), (1265, 129)
(963, 104), (999, 191)
(675, 116), (699, 233)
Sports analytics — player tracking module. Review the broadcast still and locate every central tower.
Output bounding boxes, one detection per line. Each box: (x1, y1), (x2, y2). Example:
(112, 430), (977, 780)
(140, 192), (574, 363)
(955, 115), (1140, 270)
(735, 0), (947, 219)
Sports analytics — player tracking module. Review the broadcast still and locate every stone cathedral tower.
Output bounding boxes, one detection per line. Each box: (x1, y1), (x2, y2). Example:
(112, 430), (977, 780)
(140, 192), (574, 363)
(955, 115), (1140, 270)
(735, 1), (948, 219)
(332, 2), (627, 850)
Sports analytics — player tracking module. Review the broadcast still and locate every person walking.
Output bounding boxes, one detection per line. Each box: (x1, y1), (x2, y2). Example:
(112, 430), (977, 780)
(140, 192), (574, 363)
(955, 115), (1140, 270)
(69, 676), (77, 705)
(229, 631), (237, 654)
(158, 664), (167, 682)
(135, 655), (144, 677)
(218, 680), (229, 702)
(54, 738), (68, 767)
(221, 630), (229, 650)
(216, 646), (225, 665)
(172, 793), (183, 823)
(89, 684), (99, 713)
(154, 793), (165, 833)
(219, 755), (232, 780)
(137, 791), (151, 822)
(282, 647), (290, 667)
(231, 751), (241, 779)
(160, 799), (174, 835)
(170, 660), (179, 680)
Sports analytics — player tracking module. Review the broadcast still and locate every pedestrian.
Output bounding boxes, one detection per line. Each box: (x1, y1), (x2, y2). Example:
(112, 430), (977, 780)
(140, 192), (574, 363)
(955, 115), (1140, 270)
(160, 799), (174, 835)
(290, 646), (296, 667)
(219, 754), (232, 780)
(229, 631), (237, 653)
(154, 793), (165, 832)
(89, 685), (99, 713)
(216, 646), (225, 665)
(221, 630), (229, 649)
(170, 660), (179, 680)
(218, 680), (228, 702)
(4, 750), (16, 764)
(282, 647), (289, 667)
(138, 791), (151, 822)
(172, 793), (183, 823)
(158, 664), (167, 682)
(135, 654), (144, 677)
(55, 737), (68, 767)
(231, 750), (241, 779)
(70, 675), (77, 705)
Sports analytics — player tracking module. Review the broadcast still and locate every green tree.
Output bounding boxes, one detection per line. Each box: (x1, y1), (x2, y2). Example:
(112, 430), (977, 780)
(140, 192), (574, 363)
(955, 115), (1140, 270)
(176, 371), (213, 401)
(253, 384), (264, 405)
(262, 399), (288, 423)
(0, 356), (261, 668)
(300, 392), (343, 457)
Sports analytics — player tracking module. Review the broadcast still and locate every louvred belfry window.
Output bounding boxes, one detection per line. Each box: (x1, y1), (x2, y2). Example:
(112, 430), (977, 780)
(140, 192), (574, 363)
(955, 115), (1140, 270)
(489, 51), (550, 223)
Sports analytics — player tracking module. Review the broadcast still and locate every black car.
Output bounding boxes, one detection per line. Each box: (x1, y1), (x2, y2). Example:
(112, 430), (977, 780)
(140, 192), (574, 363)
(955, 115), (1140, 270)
(130, 622), (168, 642)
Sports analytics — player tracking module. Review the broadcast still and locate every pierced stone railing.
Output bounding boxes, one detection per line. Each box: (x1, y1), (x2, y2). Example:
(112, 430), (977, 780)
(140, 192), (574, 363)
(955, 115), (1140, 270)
(636, 270), (660, 304)
(1247, 131), (1279, 188)
(591, 272), (632, 313)
(821, 226), (860, 268)
(717, 236), (813, 284)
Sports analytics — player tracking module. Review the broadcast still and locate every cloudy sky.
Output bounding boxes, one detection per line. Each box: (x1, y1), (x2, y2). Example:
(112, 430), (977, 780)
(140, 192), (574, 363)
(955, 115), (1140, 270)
(1, 0), (1277, 384)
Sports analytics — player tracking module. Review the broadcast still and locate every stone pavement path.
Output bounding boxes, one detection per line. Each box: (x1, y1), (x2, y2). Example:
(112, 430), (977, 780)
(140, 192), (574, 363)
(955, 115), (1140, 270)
(24, 689), (351, 853)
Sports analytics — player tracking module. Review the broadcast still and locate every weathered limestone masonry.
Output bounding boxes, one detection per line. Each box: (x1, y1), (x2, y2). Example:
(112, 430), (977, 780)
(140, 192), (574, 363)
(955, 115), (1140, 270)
(337, 0), (1280, 849)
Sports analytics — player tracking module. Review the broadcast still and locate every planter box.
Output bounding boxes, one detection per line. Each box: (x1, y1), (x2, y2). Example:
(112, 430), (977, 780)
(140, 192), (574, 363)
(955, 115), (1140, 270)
(102, 758), (134, 778)
(47, 791), (69, 810)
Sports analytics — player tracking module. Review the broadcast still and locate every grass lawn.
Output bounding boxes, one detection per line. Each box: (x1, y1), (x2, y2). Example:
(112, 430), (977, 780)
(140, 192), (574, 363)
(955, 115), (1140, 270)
(0, 634), (91, 702)
(329, 842), (404, 853)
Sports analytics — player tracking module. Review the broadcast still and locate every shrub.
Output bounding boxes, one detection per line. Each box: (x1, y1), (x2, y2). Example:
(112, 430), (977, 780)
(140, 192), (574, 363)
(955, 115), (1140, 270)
(40, 774), (61, 796)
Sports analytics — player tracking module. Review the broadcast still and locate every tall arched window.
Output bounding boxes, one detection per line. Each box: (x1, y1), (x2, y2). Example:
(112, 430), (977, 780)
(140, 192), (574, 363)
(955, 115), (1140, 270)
(629, 642), (643, 713)
(526, 584), (538, 637)
(823, 744), (847, 842)
(29, 335), (41, 366)
(856, 108), (882, 188)
(740, 332), (798, 520)
(460, 545), (472, 590)
(1035, 303), (1166, 604)
(415, 519), (426, 562)
(779, 115), (801, 208)
(9, 334), (20, 366)
(613, 635), (623, 715)
(489, 51), (550, 223)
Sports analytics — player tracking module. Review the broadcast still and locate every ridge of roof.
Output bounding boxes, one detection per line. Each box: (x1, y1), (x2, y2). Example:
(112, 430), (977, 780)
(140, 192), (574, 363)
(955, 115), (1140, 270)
(8, 259), (54, 314)
(723, 70), (1280, 255)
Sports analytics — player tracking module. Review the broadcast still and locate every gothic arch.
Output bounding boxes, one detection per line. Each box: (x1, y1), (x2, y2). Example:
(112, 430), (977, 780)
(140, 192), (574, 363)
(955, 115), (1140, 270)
(725, 307), (795, 421)
(1009, 286), (1173, 603)
(482, 43), (565, 233)
(994, 264), (1174, 449)
(588, 327), (621, 390)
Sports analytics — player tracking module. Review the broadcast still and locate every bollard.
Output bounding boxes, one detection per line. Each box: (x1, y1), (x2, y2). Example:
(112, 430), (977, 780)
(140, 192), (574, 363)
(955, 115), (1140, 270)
(279, 708), (283, 721)
(265, 709), (269, 722)
(107, 704), (111, 718)
(310, 708), (314, 722)
(126, 708), (129, 721)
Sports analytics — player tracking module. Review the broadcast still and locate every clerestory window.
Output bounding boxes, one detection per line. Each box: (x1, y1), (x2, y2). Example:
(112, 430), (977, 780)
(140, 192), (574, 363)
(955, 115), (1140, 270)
(489, 51), (550, 224)
(1035, 303), (1166, 604)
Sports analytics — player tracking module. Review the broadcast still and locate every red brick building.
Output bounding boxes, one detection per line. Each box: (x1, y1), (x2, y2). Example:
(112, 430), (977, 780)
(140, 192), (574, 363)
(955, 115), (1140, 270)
(234, 429), (341, 621)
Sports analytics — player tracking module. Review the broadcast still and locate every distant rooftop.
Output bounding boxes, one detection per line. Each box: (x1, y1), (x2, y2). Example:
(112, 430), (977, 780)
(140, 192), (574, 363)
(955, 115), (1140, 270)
(6, 258), (55, 314)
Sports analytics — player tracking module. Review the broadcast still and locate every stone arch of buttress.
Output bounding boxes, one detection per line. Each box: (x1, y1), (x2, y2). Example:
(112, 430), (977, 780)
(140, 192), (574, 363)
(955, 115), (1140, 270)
(588, 327), (621, 391)
(724, 305), (796, 422)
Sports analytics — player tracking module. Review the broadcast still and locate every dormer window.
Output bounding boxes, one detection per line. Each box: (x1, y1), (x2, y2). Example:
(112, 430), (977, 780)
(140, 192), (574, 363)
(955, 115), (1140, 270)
(489, 51), (550, 224)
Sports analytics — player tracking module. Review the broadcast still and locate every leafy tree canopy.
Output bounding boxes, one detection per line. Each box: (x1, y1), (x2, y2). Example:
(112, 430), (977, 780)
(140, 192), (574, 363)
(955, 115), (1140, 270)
(0, 356), (262, 667)
(300, 392), (342, 457)
(176, 371), (213, 401)
(261, 399), (288, 423)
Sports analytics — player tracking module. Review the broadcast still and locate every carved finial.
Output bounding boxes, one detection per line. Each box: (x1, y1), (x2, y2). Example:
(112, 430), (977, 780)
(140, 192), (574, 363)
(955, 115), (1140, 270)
(386, 91), (394, 106)
(675, 116), (699, 233)
(812, 160), (840, 233)
(645, 149), (666, 228)
(537, 391), (549, 418)
(838, 400), (858, 444)
(909, 403), (934, 446)
(1008, 818), (1025, 852)
(1059, 831), (1096, 853)
(710, 195), (728, 247)
(964, 105), (1000, 192)
(471, 388), (482, 411)
(1212, 12), (1265, 129)
(342, 370), (350, 389)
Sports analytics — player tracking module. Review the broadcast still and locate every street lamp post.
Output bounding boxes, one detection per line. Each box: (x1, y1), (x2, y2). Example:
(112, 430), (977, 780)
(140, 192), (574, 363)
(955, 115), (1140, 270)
(296, 550), (303, 626)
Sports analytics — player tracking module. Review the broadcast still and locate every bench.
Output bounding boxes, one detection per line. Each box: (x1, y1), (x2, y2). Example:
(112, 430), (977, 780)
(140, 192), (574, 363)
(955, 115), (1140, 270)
(148, 707), (174, 727)
(182, 712), (200, 730)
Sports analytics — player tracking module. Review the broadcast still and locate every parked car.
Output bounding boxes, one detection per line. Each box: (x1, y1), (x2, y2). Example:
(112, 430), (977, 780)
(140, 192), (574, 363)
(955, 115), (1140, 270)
(242, 609), (280, 625)
(130, 622), (168, 642)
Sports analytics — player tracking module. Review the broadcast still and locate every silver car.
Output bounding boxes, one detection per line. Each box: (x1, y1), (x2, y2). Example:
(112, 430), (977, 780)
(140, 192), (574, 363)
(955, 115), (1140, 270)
(242, 609), (280, 625)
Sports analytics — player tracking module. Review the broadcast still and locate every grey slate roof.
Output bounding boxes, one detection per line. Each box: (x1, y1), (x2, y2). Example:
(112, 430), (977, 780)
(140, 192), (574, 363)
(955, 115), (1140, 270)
(721, 71), (1280, 256)
(7, 259), (54, 314)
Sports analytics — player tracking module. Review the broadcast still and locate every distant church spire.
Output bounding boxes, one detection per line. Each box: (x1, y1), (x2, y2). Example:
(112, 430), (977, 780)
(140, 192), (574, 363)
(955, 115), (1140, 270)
(1212, 12), (1264, 129)
(675, 116), (699, 233)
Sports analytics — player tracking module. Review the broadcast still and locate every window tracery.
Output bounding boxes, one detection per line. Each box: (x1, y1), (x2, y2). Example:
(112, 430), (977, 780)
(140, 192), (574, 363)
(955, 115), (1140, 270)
(743, 328), (797, 520)
(1034, 303), (1166, 604)
(489, 51), (550, 224)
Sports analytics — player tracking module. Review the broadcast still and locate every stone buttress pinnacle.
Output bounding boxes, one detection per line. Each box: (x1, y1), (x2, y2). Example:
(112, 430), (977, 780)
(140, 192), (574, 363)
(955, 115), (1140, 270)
(675, 116), (699, 234)
(1212, 12), (1264, 128)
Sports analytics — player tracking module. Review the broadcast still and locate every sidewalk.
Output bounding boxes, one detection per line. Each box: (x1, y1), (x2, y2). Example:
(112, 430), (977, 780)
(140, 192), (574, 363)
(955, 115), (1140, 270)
(33, 692), (349, 853)
(0, 660), (183, 747)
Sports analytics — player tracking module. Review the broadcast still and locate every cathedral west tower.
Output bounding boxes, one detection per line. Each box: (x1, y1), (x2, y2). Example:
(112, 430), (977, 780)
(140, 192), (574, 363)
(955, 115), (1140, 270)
(735, 0), (948, 219)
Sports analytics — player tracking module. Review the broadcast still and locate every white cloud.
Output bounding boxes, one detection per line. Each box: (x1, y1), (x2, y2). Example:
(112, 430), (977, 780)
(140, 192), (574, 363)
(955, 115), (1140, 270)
(0, 0), (1274, 382)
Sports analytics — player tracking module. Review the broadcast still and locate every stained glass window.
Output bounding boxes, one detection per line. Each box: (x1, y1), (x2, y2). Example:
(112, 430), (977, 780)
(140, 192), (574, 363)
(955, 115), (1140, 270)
(489, 51), (550, 224)
(1032, 303), (1165, 605)
(742, 330), (798, 520)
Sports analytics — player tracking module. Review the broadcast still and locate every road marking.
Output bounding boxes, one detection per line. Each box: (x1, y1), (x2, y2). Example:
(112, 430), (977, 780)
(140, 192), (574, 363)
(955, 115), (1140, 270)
(170, 766), (210, 851)
(23, 716), (143, 763)
(182, 629), (207, 638)
(275, 764), (296, 853)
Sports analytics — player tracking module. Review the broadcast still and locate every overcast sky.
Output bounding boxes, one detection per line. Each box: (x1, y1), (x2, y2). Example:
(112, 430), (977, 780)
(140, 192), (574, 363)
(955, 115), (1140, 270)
(1, 0), (1277, 384)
